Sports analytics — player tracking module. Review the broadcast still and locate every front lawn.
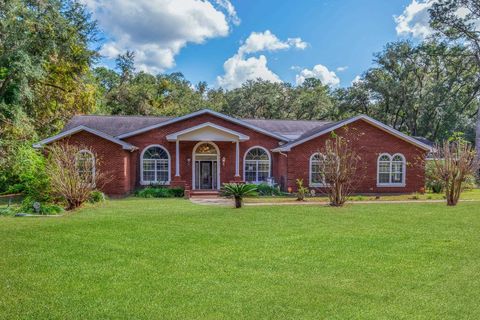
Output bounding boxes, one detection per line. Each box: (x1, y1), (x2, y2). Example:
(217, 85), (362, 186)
(1, 199), (480, 319)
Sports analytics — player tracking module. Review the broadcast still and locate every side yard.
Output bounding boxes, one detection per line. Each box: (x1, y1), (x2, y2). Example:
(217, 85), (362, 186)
(1, 198), (480, 319)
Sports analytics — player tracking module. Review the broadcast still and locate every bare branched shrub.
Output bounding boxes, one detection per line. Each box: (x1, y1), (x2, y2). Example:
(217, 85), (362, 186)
(431, 140), (478, 206)
(318, 131), (366, 207)
(46, 144), (108, 210)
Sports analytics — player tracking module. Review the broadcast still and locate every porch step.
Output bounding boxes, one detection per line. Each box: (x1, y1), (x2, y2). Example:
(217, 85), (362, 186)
(189, 190), (221, 198)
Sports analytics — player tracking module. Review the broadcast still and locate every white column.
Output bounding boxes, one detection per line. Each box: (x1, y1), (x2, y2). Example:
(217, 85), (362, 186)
(235, 141), (240, 177)
(175, 140), (180, 177)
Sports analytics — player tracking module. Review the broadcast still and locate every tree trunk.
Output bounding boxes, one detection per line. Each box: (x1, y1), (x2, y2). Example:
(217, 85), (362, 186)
(234, 196), (242, 208)
(476, 108), (480, 160)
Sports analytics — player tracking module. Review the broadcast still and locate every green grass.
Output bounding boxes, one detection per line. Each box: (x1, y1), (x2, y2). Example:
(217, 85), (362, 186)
(245, 188), (480, 203)
(1, 199), (480, 319)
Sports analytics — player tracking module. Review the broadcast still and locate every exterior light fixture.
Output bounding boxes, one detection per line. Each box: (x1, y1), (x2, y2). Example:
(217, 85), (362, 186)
(222, 156), (226, 167)
(187, 158), (191, 165)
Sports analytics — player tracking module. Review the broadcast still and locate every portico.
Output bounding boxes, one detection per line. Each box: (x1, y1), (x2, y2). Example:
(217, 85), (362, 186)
(166, 122), (249, 190)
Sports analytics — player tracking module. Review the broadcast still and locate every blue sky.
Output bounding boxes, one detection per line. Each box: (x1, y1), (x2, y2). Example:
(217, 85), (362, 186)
(85, 0), (431, 88)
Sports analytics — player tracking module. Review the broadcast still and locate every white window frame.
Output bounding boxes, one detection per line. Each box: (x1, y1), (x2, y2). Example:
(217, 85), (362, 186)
(191, 141), (221, 190)
(140, 144), (171, 185)
(309, 153), (328, 187)
(376, 153), (406, 187)
(76, 150), (96, 186)
(243, 146), (271, 184)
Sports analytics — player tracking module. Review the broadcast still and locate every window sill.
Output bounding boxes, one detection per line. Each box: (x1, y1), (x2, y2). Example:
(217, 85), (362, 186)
(140, 181), (171, 186)
(309, 183), (328, 188)
(376, 183), (406, 188)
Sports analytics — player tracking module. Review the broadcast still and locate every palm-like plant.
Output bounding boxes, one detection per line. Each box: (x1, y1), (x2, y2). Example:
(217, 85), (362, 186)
(221, 183), (258, 208)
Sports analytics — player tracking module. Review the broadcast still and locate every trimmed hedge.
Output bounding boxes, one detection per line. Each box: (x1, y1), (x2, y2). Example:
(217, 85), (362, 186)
(135, 187), (184, 198)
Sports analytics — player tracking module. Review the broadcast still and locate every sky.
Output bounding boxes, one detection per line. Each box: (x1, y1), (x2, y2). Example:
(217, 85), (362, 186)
(82, 0), (436, 89)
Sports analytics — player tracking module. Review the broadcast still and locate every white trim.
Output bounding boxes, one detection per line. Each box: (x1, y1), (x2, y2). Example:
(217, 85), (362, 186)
(116, 109), (287, 141)
(235, 141), (240, 177)
(175, 140), (180, 177)
(140, 144), (171, 185)
(33, 125), (137, 151)
(166, 122), (250, 142)
(309, 152), (328, 187)
(272, 115), (432, 152)
(243, 146), (272, 184)
(376, 153), (406, 187)
(192, 142), (221, 190)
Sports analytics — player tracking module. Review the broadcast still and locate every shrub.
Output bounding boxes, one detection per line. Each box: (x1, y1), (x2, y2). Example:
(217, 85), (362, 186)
(425, 160), (443, 193)
(463, 174), (477, 191)
(6, 145), (51, 202)
(0, 207), (16, 216)
(430, 139), (478, 206)
(296, 179), (308, 201)
(19, 197), (63, 215)
(135, 187), (184, 198)
(256, 183), (282, 196)
(170, 187), (185, 198)
(46, 144), (109, 210)
(89, 190), (106, 203)
(221, 183), (258, 208)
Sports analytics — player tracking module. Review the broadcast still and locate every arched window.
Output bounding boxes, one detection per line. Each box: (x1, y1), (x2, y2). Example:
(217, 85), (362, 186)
(77, 150), (95, 184)
(309, 153), (326, 186)
(141, 145), (170, 185)
(377, 153), (406, 186)
(244, 147), (271, 183)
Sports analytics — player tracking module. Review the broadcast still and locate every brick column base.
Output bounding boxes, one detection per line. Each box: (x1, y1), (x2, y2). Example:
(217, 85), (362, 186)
(171, 176), (186, 189)
(230, 176), (244, 183)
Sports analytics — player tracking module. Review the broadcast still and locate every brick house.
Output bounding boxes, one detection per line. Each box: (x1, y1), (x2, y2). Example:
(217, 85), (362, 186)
(34, 109), (432, 196)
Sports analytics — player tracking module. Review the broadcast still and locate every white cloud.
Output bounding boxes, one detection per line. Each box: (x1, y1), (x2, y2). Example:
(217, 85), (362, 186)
(295, 64), (340, 87)
(82, 0), (239, 74)
(215, 0), (240, 25)
(287, 38), (309, 50)
(217, 30), (308, 90)
(395, 0), (480, 39)
(217, 54), (281, 90)
(336, 66), (348, 72)
(238, 30), (307, 55)
(394, 0), (435, 38)
(351, 75), (362, 85)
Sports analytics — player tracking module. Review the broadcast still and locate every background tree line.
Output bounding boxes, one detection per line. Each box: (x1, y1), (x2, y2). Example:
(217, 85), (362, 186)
(1, 0), (479, 194)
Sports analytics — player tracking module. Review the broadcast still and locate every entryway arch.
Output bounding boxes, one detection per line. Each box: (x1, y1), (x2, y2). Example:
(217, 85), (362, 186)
(192, 141), (220, 190)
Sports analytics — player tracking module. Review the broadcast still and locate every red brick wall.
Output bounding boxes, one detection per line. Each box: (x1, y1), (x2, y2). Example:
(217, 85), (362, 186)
(52, 115), (427, 195)
(285, 119), (427, 193)
(124, 113), (282, 189)
(56, 131), (133, 196)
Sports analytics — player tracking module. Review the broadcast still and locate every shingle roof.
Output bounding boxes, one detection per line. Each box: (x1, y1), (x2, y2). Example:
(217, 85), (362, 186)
(63, 115), (333, 140)
(242, 118), (331, 140)
(63, 115), (173, 137)
(60, 112), (432, 151)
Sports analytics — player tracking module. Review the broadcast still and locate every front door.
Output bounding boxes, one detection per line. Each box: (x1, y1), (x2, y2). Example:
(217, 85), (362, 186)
(200, 161), (213, 189)
(195, 160), (217, 190)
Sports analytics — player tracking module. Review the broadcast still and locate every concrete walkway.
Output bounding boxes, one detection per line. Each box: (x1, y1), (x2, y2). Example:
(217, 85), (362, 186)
(189, 197), (233, 206)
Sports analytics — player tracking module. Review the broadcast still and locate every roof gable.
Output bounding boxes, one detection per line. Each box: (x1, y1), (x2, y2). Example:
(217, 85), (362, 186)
(33, 126), (137, 151)
(166, 122), (250, 142)
(115, 109), (289, 141)
(273, 115), (432, 152)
